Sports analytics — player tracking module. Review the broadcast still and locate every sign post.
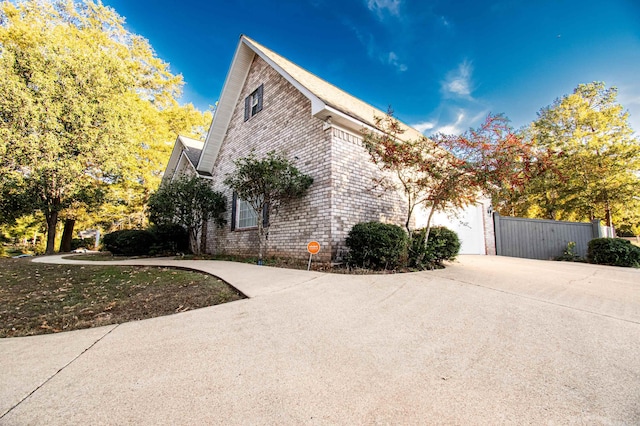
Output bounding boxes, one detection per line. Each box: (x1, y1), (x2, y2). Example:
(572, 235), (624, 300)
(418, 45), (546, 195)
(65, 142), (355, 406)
(306, 241), (320, 271)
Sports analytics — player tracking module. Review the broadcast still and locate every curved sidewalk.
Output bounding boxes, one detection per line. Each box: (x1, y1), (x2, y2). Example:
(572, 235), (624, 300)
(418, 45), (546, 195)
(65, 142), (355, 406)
(2, 255), (639, 424)
(31, 255), (326, 298)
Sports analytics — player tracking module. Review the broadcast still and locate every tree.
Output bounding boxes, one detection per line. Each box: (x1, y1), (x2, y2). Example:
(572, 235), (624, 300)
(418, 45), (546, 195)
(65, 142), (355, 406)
(0, 0), (207, 253)
(363, 112), (535, 242)
(224, 151), (313, 263)
(526, 82), (640, 228)
(147, 176), (226, 254)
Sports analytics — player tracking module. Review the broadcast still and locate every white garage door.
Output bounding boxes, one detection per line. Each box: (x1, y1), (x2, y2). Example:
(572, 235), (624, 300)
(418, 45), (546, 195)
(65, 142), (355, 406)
(415, 201), (488, 255)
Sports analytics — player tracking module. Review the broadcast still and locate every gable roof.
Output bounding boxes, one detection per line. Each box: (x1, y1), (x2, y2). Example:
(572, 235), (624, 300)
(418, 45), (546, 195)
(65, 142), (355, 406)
(197, 35), (423, 174)
(180, 136), (204, 169)
(163, 135), (207, 181)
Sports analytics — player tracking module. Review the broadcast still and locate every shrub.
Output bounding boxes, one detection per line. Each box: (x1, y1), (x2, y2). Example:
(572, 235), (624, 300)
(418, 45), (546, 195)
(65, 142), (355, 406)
(346, 222), (408, 270)
(588, 238), (640, 268)
(409, 226), (461, 269)
(555, 241), (582, 262)
(102, 230), (157, 256)
(148, 224), (190, 255)
(71, 237), (95, 251)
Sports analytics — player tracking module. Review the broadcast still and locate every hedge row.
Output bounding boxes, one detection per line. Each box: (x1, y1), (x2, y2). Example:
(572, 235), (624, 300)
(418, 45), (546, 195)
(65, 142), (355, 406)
(345, 221), (460, 270)
(102, 224), (189, 256)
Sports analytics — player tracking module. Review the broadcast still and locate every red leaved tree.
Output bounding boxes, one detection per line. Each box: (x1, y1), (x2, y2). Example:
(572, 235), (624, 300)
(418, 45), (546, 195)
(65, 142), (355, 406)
(363, 111), (536, 242)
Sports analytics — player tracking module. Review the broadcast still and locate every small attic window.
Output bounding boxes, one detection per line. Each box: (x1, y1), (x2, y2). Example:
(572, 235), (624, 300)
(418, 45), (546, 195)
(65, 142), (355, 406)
(244, 84), (263, 121)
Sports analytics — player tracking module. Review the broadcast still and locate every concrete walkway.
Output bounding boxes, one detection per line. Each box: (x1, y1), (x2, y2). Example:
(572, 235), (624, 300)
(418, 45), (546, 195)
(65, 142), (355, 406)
(2, 255), (639, 424)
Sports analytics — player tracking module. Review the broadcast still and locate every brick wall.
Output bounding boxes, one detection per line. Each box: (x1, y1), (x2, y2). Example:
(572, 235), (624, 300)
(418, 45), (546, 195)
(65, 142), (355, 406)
(204, 55), (333, 261)
(329, 127), (408, 260)
(192, 51), (504, 262)
(200, 54), (412, 262)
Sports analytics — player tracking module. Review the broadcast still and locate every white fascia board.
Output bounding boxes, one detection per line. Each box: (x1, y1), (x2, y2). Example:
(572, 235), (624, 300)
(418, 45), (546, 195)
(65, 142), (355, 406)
(179, 151), (198, 172)
(162, 137), (185, 184)
(243, 38), (328, 117)
(197, 39), (253, 173)
(320, 105), (377, 135)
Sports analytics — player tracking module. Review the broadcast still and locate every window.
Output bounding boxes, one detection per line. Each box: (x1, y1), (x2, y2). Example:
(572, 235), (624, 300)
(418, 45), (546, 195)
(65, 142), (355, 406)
(231, 192), (259, 230)
(237, 198), (258, 229)
(244, 84), (263, 121)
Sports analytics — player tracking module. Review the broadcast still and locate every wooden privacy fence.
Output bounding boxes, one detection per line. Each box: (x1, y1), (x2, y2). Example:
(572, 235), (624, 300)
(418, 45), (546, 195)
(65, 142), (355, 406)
(493, 213), (613, 260)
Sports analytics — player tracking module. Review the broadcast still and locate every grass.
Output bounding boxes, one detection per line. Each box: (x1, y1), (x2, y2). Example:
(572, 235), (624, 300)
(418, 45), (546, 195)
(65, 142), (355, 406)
(0, 258), (245, 338)
(62, 252), (155, 261)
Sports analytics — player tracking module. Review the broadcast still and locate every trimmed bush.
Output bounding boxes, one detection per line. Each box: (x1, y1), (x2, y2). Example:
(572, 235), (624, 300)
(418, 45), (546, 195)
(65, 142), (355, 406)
(409, 226), (461, 269)
(148, 224), (189, 255)
(346, 222), (408, 270)
(102, 230), (157, 256)
(588, 238), (640, 268)
(71, 237), (95, 251)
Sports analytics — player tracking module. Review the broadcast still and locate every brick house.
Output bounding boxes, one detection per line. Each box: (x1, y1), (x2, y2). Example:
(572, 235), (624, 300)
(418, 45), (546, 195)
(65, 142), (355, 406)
(163, 35), (495, 262)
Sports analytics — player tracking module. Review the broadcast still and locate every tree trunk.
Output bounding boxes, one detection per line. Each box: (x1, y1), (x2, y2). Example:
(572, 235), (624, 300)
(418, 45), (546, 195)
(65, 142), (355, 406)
(604, 199), (613, 228)
(45, 210), (59, 254)
(199, 219), (208, 254)
(423, 206), (437, 249)
(188, 226), (199, 255)
(59, 219), (76, 252)
(257, 220), (264, 265)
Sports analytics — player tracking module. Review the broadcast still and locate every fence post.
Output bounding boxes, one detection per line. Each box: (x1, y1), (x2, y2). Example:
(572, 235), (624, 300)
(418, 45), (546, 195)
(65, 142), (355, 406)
(493, 212), (502, 255)
(591, 219), (603, 238)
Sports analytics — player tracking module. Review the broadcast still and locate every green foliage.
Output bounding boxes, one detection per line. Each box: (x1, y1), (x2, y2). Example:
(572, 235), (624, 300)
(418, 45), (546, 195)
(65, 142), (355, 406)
(70, 237), (96, 251)
(588, 238), (640, 268)
(0, 0), (212, 253)
(224, 151), (313, 260)
(346, 222), (408, 270)
(147, 223), (189, 255)
(408, 226), (461, 269)
(363, 111), (535, 236)
(102, 230), (157, 256)
(499, 82), (640, 231)
(555, 241), (582, 262)
(147, 176), (226, 254)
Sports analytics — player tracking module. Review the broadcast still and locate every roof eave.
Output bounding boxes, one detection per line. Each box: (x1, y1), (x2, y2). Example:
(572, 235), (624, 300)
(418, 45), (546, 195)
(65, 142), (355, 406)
(197, 37), (254, 173)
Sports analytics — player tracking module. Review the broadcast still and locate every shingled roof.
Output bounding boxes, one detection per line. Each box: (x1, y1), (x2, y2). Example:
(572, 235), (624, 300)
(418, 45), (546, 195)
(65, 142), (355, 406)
(163, 135), (208, 181)
(196, 35), (422, 174)
(180, 136), (204, 169)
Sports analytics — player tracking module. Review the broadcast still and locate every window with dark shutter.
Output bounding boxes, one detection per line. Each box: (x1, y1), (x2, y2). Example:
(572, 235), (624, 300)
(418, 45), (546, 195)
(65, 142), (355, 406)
(231, 192), (237, 230)
(262, 202), (269, 227)
(244, 84), (264, 121)
(231, 192), (259, 230)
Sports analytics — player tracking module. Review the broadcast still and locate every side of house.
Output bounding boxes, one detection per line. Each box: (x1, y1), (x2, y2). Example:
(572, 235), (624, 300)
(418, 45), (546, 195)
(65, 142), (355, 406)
(163, 35), (494, 261)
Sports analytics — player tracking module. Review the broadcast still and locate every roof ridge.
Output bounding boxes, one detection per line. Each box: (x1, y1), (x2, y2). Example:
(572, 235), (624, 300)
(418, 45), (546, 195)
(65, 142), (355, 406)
(242, 35), (424, 141)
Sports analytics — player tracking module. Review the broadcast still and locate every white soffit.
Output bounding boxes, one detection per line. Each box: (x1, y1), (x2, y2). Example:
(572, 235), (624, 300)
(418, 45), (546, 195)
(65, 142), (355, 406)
(197, 38), (254, 173)
(196, 35), (424, 174)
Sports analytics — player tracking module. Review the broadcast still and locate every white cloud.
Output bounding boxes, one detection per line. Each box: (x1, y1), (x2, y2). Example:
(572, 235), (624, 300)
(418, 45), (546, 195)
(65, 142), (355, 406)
(387, 51), (408, 72)
(412, 121), (435, 133)
(436, 111), (467, 135)
(367, 0), (401, 18)
(442, 60), (473, 98)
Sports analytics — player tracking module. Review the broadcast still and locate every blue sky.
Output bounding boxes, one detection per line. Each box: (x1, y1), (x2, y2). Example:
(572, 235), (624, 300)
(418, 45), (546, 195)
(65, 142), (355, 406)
(102, 0), (640, 135)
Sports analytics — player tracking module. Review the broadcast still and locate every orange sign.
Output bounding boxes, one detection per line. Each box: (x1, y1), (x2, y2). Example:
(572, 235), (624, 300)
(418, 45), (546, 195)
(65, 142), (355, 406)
(307, 241), (320, 254)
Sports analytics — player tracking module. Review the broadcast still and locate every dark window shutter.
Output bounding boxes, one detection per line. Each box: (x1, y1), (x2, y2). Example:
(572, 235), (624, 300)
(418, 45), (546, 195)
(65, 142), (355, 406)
(256, 84), (264, 113)
(262, 202), (269, 227)
(244, 96), (250, 121)
(231, 191), (237, 231)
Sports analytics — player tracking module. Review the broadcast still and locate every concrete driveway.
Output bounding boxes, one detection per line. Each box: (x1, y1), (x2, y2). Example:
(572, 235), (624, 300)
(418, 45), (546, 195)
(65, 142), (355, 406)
(1, 255), (639, 424)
